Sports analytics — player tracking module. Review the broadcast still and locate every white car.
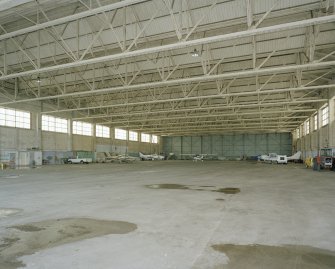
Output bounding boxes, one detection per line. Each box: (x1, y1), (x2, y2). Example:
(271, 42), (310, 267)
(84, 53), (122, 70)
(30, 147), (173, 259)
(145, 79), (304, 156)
(67, 158), (92, 164)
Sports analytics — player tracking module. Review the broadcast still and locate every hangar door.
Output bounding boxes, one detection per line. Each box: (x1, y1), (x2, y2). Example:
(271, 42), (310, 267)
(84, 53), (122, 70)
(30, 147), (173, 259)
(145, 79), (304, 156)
(163, 133), (292, 159)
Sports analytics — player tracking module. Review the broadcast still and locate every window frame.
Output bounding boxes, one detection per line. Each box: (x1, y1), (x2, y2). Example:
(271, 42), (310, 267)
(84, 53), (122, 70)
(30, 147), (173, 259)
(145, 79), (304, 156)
(321, 106), (329, 127)
(0, 107), (30, 129)
(141, 133), (150, 143)
(305, 119), (310, 135)
(115, 128), (127, 140)
(129, 130), (138, 141)
(301, 124), (305, 136)
(96, 124), (110, 138)
(151, 135), (158, 144)
(72, 121), (93, 136)
(313, 114), (318, 131)
(42, 115), (68, 133)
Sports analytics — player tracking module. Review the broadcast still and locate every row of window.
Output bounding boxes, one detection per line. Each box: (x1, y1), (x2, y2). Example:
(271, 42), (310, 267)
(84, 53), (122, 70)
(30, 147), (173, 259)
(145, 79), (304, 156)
(115, 128), (157, 143)
(0, 108), (30, 129)
(296, 105), (329, 138)
(0, 108), (158, 143)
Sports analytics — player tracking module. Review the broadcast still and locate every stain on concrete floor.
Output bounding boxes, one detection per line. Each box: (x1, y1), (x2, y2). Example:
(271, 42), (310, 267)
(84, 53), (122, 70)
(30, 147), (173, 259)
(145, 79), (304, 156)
(213, 188), (240, 194)
(11, 224), (45, 232)
(0, 218), (137, 269)
(212, 244), (335, 268)
(147, 184), (189, 189)
(0, 237), (20, 248)
(146, 184), (240, 194)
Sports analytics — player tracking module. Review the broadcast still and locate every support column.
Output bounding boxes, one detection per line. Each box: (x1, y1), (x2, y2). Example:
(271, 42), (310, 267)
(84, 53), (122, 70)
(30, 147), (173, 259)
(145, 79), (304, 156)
(110, 127), (114, 152)
(35, 109), (42, 149)
(328, 84), (335, 147)
(92, 124), (96, 152)
(317, 107), (321, 151)
(309, 115), (314, 155)
(68, 116), (73, 152)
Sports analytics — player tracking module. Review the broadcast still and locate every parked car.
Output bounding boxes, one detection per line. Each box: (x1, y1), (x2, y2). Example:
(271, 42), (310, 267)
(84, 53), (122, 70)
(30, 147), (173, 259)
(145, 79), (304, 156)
(67, 158), (92, 164)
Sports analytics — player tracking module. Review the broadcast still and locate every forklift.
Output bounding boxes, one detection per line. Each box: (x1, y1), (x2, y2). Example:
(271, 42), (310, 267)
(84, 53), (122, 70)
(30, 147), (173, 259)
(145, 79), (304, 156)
(319, 148), (334, 169)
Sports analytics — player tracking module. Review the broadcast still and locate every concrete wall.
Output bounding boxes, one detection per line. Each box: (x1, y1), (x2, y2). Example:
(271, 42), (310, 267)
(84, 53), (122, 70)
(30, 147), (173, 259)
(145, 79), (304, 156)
(294, 90), (335, 160)
(0, 126), (36, 150)
(0, 102), (161, 165)
(163, 133), (292, 159)
(72, 134), (95, 152)
(42, 132), (69, 151)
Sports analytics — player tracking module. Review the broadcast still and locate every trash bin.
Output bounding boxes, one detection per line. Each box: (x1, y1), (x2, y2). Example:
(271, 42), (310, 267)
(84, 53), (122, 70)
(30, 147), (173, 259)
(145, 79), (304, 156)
(312, 157), (318, 171)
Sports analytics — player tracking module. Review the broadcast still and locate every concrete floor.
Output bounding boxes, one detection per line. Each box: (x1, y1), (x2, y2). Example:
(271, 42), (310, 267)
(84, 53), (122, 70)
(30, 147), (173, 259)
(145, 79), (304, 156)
(0, 161), (335, 268)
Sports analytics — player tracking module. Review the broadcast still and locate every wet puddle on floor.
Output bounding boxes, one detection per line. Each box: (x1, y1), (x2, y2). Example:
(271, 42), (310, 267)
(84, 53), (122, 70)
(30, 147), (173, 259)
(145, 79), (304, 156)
(0, 208), (22, 218)
(146, 184), (240, 195)
(0, 218), (137, 269)
(212, 244), (335, 268)
(0, 175), (20, 179)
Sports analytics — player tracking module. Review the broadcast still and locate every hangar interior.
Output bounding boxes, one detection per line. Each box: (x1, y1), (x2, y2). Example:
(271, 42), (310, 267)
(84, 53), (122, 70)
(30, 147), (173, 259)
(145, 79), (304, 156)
(0, 0), (335, 268)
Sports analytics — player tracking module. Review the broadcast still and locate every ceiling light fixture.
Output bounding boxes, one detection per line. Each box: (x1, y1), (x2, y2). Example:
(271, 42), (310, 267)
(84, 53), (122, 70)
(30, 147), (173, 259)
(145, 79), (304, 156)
(191, 48), (200, 57)
(36, 77), (41, 83)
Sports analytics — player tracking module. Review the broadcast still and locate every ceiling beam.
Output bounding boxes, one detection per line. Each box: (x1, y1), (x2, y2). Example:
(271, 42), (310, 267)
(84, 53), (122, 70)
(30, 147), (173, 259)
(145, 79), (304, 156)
(94, 109), (315, 125)
(94, 115), (309, 126)
(41, 83), (335, 113)
(51, 98), (324, 118)
(1, 14), (335, 81)
(110, 119), (305, 129)
(0, 0), (149, 42)
(133, 125), (297, 134)
(3, 62), (335, 106)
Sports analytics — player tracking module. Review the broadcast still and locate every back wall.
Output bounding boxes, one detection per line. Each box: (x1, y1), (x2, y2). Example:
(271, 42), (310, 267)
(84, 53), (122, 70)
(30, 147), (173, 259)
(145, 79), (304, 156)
(163, 133), (292, 159)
